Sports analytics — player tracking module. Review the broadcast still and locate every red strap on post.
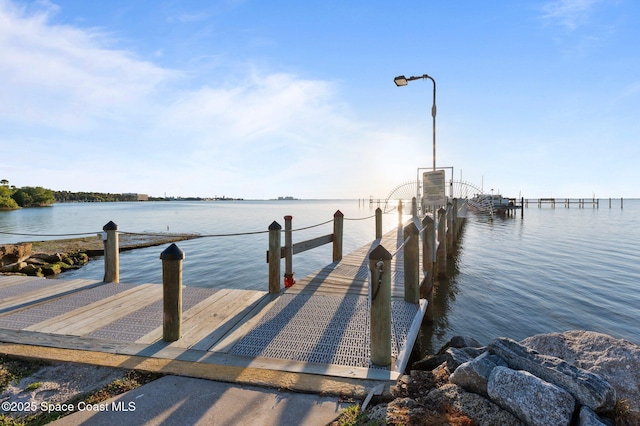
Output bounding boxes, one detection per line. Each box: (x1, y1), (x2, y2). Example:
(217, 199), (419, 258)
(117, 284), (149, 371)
(284, 273), (296, 288)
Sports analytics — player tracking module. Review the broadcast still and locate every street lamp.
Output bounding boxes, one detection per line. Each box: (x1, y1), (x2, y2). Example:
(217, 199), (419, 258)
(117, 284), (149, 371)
(395, 74), (439, 280)
(394, 74), (437, 172)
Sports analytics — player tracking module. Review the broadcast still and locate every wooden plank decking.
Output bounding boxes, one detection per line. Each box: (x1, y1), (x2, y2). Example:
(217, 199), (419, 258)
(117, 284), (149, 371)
(0, 226), (427, 396)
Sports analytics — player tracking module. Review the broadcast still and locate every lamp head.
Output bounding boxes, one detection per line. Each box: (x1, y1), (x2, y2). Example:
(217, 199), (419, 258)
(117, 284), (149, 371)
(394, 75), (408, 86)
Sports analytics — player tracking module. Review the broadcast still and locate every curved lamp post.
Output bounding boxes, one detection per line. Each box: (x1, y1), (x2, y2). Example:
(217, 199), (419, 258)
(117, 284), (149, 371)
(394, 74), (437, 172)
(396, 74), (439, 278)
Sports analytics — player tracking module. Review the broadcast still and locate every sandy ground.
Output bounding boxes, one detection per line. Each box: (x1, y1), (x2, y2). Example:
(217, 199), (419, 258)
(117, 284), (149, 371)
(0, 361), (129, 420)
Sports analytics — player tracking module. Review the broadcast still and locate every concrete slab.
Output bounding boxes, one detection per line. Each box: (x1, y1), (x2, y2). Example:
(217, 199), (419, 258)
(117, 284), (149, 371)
(51, 375), (351, 426)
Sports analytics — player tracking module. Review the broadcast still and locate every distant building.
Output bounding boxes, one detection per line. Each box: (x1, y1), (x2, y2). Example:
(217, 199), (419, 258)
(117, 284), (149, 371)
(122, 193), (149, 201)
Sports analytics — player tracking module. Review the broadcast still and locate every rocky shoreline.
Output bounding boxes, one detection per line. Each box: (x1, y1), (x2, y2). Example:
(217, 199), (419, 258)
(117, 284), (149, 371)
(0, 233), (199, 277)
(361, 330), (639, 425)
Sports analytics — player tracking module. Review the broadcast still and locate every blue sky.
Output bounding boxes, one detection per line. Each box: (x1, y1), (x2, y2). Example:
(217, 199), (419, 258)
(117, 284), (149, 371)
(1, 0), (638, 199)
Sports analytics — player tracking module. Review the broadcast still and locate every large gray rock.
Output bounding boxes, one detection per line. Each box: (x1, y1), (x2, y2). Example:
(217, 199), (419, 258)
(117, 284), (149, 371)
(445, 347), (476, 371)
(424, 383), (523, 426)
(489, 337), (616, 411)
(449, 352), (507, 397)
(488, 366), (575, 426)
(578, 406), (611, 426)
(436, 336), (483, 355)
(521, 330), (640, 423)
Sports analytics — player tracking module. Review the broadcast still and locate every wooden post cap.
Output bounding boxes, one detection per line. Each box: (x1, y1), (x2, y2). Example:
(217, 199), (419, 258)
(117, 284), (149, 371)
(334, 210), (344, 217)
(269, 221), (282, 230)
(160, 243), (185, 260)
(403, 222), (419, 236)
(103, 221), (118, 231)
(369, 244), (392, 261)
(422, 215), (434, 225)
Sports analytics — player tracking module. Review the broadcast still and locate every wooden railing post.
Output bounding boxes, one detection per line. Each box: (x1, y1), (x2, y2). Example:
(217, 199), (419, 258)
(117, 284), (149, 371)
(333, 210), (344, 262)
(446, 202), (454, 256)
(398, 200), (403, 225)
(375, 207), (382, 239)
(421, 216), (435, 324)
(283, 216), (295, 288)
(451, 198), (459, 243)
(160, 243), (185, 342)
(268, 221), (282, 294)
(437, 207), (447, 278)
(403, 222), (420, 304)
(369, 244), (392, 367)
(411, 197), (418, 218)
(103, 221), (119, 283)
(422, 215), (435, 282)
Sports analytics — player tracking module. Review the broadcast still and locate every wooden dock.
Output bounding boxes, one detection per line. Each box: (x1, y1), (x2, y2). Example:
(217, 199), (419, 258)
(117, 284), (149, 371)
(0, 226), (426, 397)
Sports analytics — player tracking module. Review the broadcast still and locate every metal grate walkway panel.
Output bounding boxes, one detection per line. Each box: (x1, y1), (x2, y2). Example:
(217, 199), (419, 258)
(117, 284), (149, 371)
(85, 287), (219, 342)
(0, 283), (128, 330)
(230, 293), (418, 369)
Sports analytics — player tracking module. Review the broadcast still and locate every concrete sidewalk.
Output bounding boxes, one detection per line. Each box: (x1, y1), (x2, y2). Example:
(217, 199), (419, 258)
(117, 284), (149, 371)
(51, 375), (351, 426)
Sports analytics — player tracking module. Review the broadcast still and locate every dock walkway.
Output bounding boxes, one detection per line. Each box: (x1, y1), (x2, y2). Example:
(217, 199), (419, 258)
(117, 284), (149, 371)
(0, 226), (426, 396)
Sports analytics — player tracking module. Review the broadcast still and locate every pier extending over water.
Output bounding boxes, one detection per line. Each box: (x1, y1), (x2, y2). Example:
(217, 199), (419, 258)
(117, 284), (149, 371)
(524, 197), (625, 209)
(0, 202), (465, 396)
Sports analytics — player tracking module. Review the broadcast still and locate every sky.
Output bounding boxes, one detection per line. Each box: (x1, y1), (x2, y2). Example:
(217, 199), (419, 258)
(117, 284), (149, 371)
(1, 0), (639, 200)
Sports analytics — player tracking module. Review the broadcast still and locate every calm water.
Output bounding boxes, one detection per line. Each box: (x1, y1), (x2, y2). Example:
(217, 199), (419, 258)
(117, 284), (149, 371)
(1, 199), (638, 352)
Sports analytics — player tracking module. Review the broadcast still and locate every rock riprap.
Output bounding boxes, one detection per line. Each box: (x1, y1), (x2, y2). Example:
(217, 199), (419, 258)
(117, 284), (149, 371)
(362, 331), (639, 426)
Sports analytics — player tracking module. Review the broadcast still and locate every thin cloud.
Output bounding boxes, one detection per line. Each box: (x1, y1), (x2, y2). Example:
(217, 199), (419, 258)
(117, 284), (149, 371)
(540, 0), (604, 30)
(0, 1), (178, 131)
(170, 12), (210, 23)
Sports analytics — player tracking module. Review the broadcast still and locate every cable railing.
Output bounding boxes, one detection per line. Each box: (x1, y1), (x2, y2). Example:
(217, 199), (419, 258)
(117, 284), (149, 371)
(0, 208), (396, 240)
(0, 207), (400, 276)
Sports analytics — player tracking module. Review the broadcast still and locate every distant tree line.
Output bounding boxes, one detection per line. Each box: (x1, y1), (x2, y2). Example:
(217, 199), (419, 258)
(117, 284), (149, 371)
(0, 180), (55, 209)
(54, 191), (145, 202)
(1, 179), (216, 210)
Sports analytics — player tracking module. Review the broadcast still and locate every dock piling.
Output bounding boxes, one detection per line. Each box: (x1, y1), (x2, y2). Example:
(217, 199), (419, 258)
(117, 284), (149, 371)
(333, 210), (344, 262)
(403, 222), (420, 304)
(422, 215), (435, 283)
(369, 244), (392, 367)
(375, 207), (382, 239)
(102, 221), (119, 283)
(284, 216), (294, 288)
(160, 243), (185, 342)
(446, 202), (454, 256)
(451, 198), (459, 244)
(268, 221), (282, 294)
(436, 207), (447, 278)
